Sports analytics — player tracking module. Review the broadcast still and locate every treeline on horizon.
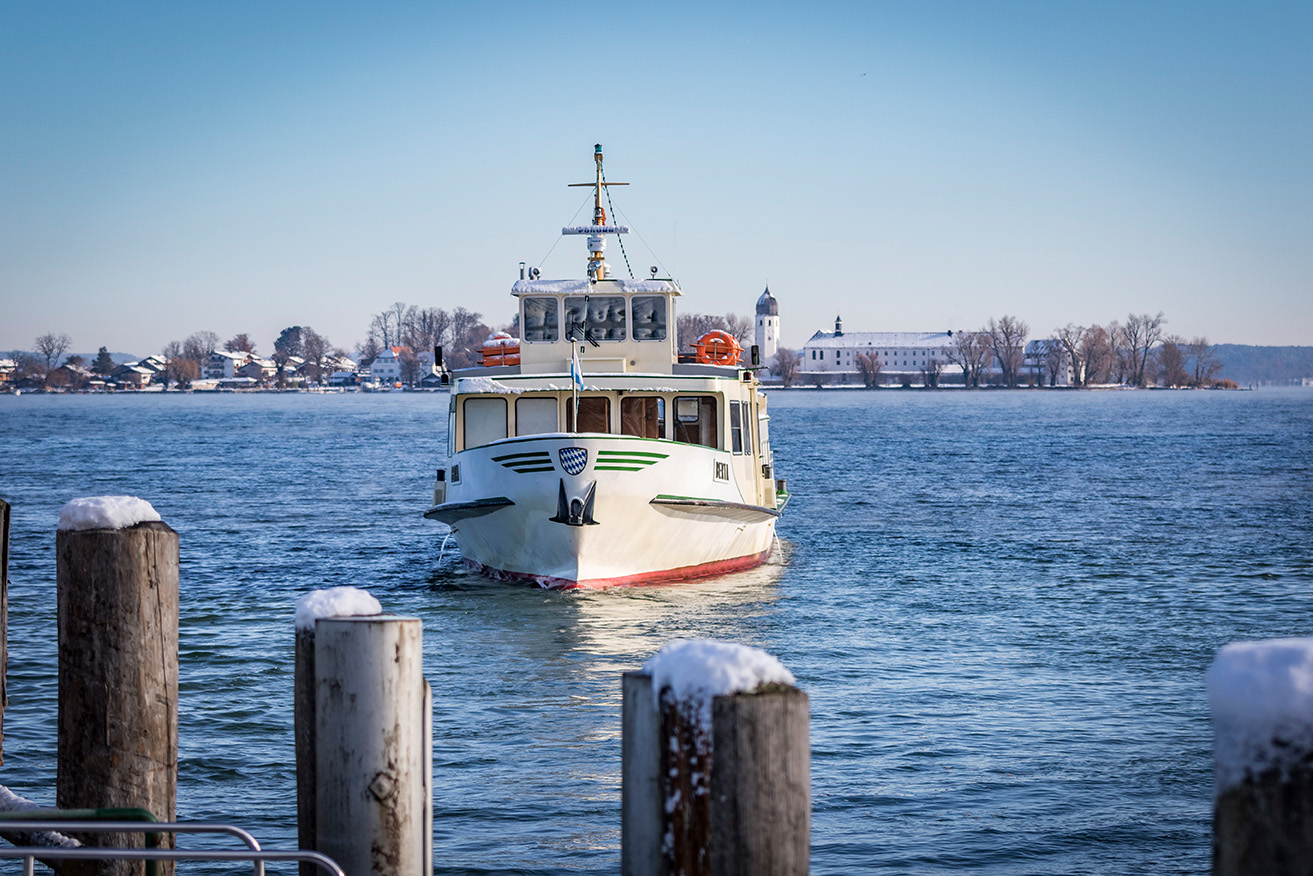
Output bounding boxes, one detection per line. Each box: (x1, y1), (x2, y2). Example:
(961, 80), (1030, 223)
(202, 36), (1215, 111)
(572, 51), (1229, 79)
(769, 312), (1295, 390)
(4, 307), (1310, 390)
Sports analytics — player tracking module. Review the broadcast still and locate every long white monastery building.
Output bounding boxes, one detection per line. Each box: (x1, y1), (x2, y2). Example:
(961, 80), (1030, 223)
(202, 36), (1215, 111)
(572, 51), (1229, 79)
(801, 316), (953, 379)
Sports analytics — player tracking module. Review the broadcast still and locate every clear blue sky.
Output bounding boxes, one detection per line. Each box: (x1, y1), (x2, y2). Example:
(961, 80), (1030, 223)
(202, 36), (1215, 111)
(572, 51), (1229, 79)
(2, 0), (1309, 357)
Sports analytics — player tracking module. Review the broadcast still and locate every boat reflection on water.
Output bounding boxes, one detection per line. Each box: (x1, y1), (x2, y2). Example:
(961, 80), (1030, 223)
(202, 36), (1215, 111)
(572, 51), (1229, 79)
(424, 539), (792, 867)
(426, 536), (791, 686)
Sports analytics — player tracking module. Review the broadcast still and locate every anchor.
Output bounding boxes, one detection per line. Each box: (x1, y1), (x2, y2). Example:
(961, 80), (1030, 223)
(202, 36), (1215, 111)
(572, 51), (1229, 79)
(550, 479), (598, 526)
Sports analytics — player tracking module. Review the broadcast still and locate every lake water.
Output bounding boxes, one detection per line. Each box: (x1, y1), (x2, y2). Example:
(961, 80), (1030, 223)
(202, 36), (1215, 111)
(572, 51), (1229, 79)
(1, 387), (1310, 875)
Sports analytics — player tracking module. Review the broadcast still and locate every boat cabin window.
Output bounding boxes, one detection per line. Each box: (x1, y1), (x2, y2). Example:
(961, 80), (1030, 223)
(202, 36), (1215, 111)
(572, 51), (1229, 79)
(729, 401), (745, 454)
(568, 397), (611, 433)
(631, 296), (668, 341)
(521, 297), (559, 343)
(621, 396), (665, 439)
(673, 396), (718, 449)
(464, 397), (507, 448)
(516, 396), (558, 435)
(565, 295), (627, 342)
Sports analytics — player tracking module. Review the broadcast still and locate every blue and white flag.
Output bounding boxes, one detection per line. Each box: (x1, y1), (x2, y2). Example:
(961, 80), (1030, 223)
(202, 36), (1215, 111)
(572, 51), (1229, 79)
(571, 344), (584, 391)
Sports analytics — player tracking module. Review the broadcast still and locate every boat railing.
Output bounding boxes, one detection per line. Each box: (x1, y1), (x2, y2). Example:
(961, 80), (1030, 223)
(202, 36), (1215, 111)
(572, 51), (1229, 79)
(0, 816), (345, 876)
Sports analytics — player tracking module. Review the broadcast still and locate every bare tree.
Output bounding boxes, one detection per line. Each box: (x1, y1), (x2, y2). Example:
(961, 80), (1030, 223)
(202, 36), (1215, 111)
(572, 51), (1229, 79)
(1042, 341), (1067, 387)
(1185, 336), (1223, 387)
(182, 331), (219, 366)
(919, 356), (945, 388)
(408, 307), (452, 354)
(676, 313), (726, 351)
(34, 332), (72, 374)
(168, 358), (199, 389)
(398, 347), (421, 385)
(772, 348), (801, 387)
(1054, 324), (1089, 386)
(1122, 312), (1166, 387)
(1081, 324), (1116, 384)
(225, 333), (256, 354)
(357, 333), (383, 369)
(855, 351), (883, 388)
(944, 330), (992, 388)
(1158, 335), (1188, 387)
(723, 313), (753, 346)
(986, 316), (1028, 387)
(301, 327), (330, 384)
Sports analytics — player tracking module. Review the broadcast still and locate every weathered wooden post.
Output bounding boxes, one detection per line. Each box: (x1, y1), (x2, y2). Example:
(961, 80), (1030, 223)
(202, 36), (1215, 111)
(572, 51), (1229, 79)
(55, 496), (177, 876)
(1, 495), (9, 764)
(293, 587), (383, 876)
(314, 614), (430, 876)
(1209, 638), (1313, 875)
(623, 639), (810, 876)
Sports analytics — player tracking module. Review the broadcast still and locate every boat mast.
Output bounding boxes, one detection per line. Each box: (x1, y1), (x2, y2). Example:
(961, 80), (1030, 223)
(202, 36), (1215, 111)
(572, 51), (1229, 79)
(567, 143), (627, 281)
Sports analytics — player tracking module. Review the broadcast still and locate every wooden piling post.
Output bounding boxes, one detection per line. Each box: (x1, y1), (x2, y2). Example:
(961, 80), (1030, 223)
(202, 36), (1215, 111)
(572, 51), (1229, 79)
(623, 641), (810, 876)
(622, 672), (661, 876)
(56, 514), (178, 876)
(294, 623), (317, 876)
(709, 686), (810, 876)
(1, 496), (9, 764)
(293, 587), (384, 876)
(314, 615), (429, 876)
(1210, 638), (1313, 876)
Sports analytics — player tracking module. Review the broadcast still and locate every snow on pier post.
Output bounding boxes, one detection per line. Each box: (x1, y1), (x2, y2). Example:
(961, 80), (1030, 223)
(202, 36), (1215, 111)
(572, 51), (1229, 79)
(312, 612), (431, 876)
(55, 496), (177, 876)
(1209, 639), (1313, 876)
(622, 640), (810, 876)
(294, 587), (385, 876)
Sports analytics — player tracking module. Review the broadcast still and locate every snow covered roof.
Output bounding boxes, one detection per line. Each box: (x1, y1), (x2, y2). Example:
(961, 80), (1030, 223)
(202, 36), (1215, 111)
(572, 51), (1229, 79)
(511, 278), (681, 296)
(804, 331), (953, 349)
(755, 286), (778, 316)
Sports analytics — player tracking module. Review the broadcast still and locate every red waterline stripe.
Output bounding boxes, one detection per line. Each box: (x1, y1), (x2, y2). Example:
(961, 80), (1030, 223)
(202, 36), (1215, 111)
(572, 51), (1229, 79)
(466, 547), (772, 591)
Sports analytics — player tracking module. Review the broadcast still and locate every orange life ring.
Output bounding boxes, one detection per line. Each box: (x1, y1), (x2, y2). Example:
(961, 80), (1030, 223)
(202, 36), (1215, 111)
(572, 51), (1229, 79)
(695, 330), (742, 366)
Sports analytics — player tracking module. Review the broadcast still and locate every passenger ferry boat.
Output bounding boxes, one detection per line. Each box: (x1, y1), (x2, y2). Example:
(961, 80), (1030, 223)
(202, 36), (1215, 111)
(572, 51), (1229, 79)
(425, 145), (787, 588)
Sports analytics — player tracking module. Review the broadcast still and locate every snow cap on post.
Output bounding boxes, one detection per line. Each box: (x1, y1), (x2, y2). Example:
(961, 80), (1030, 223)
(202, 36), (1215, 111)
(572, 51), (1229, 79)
(1208, 638), (1313, 792)
(58, 495), (162, 531)
(294, 586), (383, 631)
(642, 638), (796, 726)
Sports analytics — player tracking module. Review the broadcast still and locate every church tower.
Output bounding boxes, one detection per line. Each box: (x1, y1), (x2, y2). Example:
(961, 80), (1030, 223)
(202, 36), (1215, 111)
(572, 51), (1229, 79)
(755, 286), (779, 362)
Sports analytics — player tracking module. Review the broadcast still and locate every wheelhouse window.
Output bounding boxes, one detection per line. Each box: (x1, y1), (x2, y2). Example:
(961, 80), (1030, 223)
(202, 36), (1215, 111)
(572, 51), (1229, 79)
(464, 397), (507, 448)
(631, 296), (667, 341)
(515, 396), (558, 436)
(567, 397), (611, 433)
(565, 296), (627, 342)
(621, 396), (665, 439)
(673, 396), (718, 449)
(521, 297), (560, 342)
(729, 401), (744, 454)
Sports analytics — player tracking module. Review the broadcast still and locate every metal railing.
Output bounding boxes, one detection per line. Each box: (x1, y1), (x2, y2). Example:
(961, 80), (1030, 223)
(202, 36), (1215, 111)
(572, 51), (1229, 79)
(0, 818), (344, 876)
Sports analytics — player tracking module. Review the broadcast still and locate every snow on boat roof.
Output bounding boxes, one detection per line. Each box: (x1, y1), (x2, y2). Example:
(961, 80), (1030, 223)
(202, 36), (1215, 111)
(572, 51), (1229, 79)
(643, 638), (796, 727)
(1208, 638), (1313, 792)
(456, 376), (679, 394)
(294, 586), (383, 631)
(511, 278), (681, 296)
(58, 496), (162, 531)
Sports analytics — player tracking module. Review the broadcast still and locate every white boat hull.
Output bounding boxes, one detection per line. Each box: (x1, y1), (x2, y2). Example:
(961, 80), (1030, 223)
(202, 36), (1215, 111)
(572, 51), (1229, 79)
(427, 434), (779, 589)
